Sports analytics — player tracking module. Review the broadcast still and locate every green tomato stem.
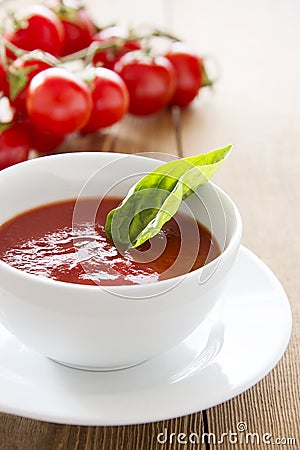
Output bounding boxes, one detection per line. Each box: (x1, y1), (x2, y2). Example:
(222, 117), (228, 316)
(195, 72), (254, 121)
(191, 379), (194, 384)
(1, 38), (26, 59)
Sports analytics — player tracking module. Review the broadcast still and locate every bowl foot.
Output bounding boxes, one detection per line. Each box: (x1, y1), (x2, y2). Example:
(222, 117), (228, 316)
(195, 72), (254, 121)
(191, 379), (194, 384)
(48, 357), (147, 372)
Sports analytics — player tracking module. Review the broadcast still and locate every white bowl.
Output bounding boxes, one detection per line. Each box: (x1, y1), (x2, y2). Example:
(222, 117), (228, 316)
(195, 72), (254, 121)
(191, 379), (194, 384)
(0, 152), (242, 370)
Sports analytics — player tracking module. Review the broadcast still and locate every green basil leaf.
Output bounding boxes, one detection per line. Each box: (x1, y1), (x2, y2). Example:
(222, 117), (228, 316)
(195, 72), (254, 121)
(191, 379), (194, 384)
(105, 145), (232, 249)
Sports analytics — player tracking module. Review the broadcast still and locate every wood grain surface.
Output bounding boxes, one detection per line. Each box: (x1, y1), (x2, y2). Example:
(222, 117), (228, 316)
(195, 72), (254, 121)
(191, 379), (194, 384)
(0, 0), (299, 449)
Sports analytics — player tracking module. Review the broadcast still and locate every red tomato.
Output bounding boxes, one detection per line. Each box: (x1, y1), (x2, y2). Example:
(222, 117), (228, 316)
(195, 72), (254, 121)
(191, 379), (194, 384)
(50, 1), (96, 56)
(0, 124), (30, 170)
(26, 67), (92, 136)
(5, 51), (58, 114)
(81, 67), (129, 133)
(0, 63), (8, 94)
(93, 26), (141, 70)
(0, 64), (5, 85)
(114, 52), (176, 116)
(4, 5), (65, 57)
(164, 42), (203, 107)
(21, 116), (64, 153)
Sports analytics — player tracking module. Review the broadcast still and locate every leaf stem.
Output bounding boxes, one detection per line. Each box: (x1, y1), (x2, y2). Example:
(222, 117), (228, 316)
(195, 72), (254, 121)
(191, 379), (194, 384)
(202, 62), (214, 88)
(59, 36), (142, 63)
(59, 27), (181, 63)
(1, 38), (26, 59)
(151, 28), (180, 42)
(202, 55), (222, 87)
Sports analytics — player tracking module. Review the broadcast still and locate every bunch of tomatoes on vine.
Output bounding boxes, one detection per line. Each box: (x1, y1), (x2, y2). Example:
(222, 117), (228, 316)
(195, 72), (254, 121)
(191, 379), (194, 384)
(0, 0), (214, 170)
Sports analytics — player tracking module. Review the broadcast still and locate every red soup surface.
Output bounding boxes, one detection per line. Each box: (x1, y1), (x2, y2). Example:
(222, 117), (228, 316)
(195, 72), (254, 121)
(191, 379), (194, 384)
(0, 197), (221, 286)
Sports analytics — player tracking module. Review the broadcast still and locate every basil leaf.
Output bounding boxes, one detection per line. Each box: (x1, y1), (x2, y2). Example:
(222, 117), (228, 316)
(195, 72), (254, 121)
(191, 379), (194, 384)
(105, 145), (232, 249)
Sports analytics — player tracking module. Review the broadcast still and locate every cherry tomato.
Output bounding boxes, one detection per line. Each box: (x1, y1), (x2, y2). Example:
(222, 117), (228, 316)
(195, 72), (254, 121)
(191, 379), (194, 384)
(81, 67), (129, 133)
(114, 52), (176, 116)
(93, 26), (141, 70)
(50, 0), (96, 56)
(4, 5), (65, 57)
(0, 63), (8, 94)
(21, 116), (64, 153)
(164, 42), (203, 107)
(0, 123), (30, 170)
(26, 67), (92, 136)
(5, 51), (58, 114)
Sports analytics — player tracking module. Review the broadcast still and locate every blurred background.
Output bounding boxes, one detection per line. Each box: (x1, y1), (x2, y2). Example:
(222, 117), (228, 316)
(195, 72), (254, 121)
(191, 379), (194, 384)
(1, 0), (299, 154)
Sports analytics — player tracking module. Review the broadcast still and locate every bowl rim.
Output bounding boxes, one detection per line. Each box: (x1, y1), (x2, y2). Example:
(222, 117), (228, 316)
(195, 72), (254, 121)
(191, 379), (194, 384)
(0, 152), (243, 292)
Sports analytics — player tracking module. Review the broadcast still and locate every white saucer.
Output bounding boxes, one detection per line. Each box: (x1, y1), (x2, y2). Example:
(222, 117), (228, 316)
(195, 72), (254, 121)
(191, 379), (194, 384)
(0, 246), (292, 426)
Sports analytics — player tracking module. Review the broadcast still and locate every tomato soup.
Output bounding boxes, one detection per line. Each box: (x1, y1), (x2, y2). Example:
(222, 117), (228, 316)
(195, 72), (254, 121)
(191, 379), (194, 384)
(0, 198), (220, 286)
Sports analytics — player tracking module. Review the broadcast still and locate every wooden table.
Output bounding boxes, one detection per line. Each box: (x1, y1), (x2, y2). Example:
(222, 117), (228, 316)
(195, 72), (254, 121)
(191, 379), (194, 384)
(0, 0), (299, 448)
